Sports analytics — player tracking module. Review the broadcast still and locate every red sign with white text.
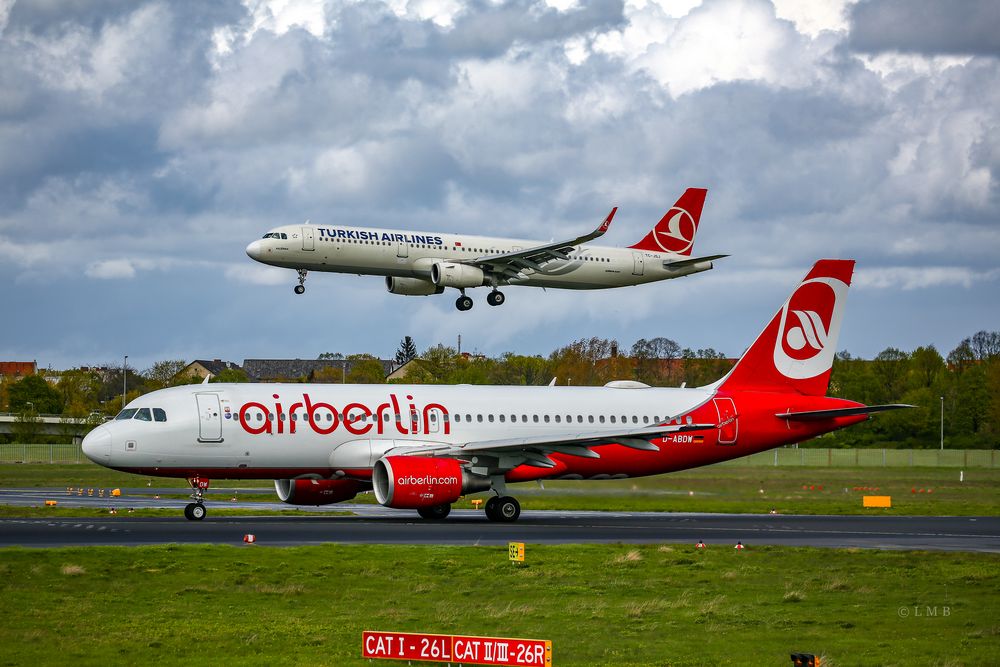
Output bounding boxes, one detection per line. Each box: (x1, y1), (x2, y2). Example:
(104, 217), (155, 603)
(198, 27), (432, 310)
(362, 631), (551, 666)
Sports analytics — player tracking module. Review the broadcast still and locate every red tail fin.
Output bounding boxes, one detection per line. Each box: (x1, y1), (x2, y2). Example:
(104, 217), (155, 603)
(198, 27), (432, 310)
(628, 188), (707, 256)
(717, 259), (856, 396)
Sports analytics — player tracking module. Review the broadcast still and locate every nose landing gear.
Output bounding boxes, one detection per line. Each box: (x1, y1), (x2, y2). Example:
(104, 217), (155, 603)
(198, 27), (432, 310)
(294, 269), (307, 294)
(184, 477), (209, 521)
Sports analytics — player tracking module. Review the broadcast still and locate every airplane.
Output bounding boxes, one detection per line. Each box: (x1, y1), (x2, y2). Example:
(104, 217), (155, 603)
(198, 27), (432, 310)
(82, 258), (909, 522)
(244, 188), (726, 310)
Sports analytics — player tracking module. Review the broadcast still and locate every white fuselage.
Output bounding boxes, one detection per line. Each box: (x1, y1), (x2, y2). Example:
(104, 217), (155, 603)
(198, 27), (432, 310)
(245, 224), (704, 290)
(83, 383), (717, 479)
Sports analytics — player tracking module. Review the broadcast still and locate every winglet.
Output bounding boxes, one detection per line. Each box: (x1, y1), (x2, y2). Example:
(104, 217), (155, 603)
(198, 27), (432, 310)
(597, 207), (617, 235)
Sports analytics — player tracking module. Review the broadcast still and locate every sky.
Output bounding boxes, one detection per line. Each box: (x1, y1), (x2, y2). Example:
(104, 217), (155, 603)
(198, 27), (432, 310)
(0, 0), (998, 373)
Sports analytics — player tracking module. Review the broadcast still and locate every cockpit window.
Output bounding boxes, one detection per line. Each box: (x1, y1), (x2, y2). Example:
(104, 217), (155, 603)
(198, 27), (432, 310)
(153, 408), (167, 422)
(115, 409), (137, 420)
(280, 233), (287, 239)
(134, 408), (152, 421)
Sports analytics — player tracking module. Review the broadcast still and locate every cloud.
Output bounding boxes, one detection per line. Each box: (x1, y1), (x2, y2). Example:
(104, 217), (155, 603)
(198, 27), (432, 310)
(848, 0), (1000, 55)
(85, 259), (137, 279)
(855, 266), (1000, 290)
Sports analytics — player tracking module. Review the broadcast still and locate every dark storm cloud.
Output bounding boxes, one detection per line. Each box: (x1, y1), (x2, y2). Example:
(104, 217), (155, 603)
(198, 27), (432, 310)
(848, 0), (1000, 55)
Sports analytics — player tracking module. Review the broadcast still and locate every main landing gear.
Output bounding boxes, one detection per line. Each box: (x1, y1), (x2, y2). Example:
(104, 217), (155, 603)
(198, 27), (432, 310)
(486, 290), (505, 307)
(293, 268), (308, 294)
(484, 495), (520, 522)
(454, 289), (506, 311)
(184, 477), (208, 521)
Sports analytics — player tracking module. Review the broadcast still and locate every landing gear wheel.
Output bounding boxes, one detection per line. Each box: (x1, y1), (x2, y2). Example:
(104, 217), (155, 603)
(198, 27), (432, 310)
(417, 504), (451, 520)
(486, 496), (520, 522)
(484, 496), (500, 520)
(184, 503), (206, 521)
(486, 290), (505, 307)
(456, 295), (474, 311)
(294, 268), (308, 294)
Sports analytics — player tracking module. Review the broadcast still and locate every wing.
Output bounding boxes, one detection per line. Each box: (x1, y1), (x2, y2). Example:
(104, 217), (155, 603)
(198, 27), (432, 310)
(385, 421), (715, 470)
(468, 208), (617, 280)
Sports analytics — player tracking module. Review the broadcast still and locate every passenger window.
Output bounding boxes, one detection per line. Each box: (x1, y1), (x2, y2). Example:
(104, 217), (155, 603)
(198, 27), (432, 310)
(268, 413), (274, 421)
(133, 408), (152, 421)
(544, 415), (550, 423)
(522, 414), (527, 422)
(499, 414), (505, 422)
(455, 414), (462, 423)
(465, 414), (471, 422)
(632, 416), (638, 424)
(115, 409), (138, 420)
(555, 415), (561, 423)
(477, 414), (483, 423)
(153, 408), (167, 422)
(488, 414), (495, 423)
(533, 415), (539, 423)
(599, 416), (605, 423)
(610, 416), (616, 423)
(588, 415), (594, 423)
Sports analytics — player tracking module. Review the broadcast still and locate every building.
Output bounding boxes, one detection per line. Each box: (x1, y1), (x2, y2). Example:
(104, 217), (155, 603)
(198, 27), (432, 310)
(0, 362), (37, 379)
(177, 359), (244, 382)
(242, 358), (395, 383)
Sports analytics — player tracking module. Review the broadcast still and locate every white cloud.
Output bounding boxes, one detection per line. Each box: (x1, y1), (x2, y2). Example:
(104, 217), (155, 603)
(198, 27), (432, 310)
(86, 259), (137, 280)
(855, 266), (1000, 290)
(224, 264), (290, 286)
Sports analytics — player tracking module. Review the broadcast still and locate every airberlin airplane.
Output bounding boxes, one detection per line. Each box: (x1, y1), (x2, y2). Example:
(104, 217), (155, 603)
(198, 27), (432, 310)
(244, 188), (726, 310)
(83, 259), (908, 522)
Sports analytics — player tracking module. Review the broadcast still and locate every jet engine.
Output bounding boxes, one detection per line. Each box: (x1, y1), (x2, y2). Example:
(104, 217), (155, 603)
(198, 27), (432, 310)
(372, 456), (491, 509)
(663, 260), (714, 278)
(274, 478), (370, 506)
(385, 276), (444, 296)
(431, 262), (486, 289)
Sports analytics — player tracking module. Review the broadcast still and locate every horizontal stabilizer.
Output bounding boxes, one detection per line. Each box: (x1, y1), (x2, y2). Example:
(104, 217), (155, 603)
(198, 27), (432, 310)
(663, 254), (729, 269)
(776, 404), (914, 421)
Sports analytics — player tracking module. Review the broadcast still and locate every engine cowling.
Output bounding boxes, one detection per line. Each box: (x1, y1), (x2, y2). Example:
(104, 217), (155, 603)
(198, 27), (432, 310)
(372, 456), (491, 509)
(385, 276), (444, 296)
(274, 478), (370, 506)
(431, 262), (486, 289)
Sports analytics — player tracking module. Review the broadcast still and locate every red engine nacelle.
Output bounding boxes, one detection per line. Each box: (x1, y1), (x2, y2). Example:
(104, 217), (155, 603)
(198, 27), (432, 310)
(372, 456), (490, 509)
(274, 478), (370, 506)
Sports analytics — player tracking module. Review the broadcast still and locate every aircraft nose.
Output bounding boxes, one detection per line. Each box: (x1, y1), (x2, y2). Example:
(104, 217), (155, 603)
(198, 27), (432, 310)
(246, 240), (263, 260)
(81, 425), (112, 463)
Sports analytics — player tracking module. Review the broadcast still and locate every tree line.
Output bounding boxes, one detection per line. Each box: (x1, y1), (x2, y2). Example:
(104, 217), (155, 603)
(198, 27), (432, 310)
(1, 331), (996, 448)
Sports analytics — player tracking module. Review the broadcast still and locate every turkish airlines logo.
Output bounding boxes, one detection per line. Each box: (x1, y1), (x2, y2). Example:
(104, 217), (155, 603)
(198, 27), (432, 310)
(654, 207), (697, 254)
(772, 277), (848, 379)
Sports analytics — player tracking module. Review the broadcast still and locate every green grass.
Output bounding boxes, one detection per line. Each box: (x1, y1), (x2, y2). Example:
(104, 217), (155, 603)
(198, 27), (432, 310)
(3, 463), (1000, 516)
(0, 506), (352, 519)
(0, 544), (996, 666)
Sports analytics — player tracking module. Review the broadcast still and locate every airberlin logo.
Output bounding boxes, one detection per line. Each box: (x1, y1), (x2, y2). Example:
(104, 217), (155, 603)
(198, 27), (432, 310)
(773, 277), (847, 380)
(397, 475), (459, 486)
(654, 207), (697, 254)
(238, 393), (450, 437)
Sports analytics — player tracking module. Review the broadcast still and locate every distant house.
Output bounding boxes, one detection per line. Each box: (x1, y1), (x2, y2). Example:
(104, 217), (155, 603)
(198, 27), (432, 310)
(0, 361), (37, 379)
(386, 358), (422, 381)
(242, 358), (395, 383)
(178, 359), (243, 382)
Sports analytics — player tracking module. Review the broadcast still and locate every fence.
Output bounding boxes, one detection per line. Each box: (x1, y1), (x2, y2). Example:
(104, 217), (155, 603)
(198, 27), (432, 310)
(0, 443), (996, 467)
(718, 447), (999, 468)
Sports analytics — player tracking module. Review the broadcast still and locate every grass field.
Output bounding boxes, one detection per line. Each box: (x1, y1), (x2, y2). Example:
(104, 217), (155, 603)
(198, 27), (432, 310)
(2, 463), (998, 516)
(0, 543), (996, 666)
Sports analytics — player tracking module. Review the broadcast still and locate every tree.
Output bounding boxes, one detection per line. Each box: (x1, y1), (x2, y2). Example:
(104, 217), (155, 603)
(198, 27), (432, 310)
(144, 360), (188, 388)
(8, 375), (63, 414)
(318, 352), (345, 360)
(210, 367), (250, 383)
(395, 336), (418, 366)
(346, 354), (387, 384)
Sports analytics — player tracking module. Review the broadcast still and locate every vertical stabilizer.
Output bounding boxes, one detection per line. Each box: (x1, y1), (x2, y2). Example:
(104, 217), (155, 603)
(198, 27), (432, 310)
(628, 188), (707, 256)
(717, 260), (855, 396)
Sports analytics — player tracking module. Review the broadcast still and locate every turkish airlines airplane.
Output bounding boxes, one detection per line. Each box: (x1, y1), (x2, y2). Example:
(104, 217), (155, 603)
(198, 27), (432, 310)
(244, 188), (725, 310)
(82, 259), (908, 522)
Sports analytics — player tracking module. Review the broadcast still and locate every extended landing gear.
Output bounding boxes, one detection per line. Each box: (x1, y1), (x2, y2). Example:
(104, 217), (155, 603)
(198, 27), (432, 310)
(486, 290), (505, 307)
(455, 293), (474, 311)
(417, 503), (452, 520)
(184, 477), (208, 521)
(293, 268), (307, 295)
(485, 495), (520, 522)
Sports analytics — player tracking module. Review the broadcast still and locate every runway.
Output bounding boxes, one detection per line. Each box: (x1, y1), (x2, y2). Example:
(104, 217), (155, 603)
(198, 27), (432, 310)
(2, 501), (997, 552)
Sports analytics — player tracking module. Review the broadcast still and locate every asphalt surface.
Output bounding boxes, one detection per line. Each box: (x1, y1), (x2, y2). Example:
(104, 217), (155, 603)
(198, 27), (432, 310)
(1, 488), (997, 551)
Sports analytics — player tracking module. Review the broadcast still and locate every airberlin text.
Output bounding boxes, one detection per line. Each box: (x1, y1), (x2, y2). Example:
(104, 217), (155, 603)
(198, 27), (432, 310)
(319, 227), (444, 245)
(239, 393), (450, 437)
